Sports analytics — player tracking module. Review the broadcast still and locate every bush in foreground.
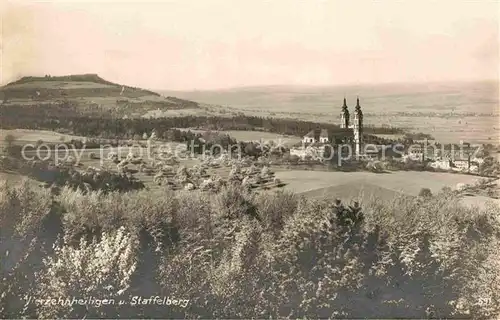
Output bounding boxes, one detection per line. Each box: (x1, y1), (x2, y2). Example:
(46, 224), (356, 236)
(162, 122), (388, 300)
(0, 179), (499, 318)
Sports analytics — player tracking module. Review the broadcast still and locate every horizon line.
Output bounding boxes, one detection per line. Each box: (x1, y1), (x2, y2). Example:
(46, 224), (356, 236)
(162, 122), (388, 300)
(2, 73), (497, 93)
(155, 78), (499, 93)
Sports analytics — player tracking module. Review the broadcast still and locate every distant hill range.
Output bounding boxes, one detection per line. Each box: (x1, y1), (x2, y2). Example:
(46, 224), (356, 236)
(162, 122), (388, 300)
(0, 74), (200, 118)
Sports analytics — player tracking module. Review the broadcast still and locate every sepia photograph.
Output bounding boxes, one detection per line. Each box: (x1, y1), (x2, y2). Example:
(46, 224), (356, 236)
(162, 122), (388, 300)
(0, 0), (499, 318)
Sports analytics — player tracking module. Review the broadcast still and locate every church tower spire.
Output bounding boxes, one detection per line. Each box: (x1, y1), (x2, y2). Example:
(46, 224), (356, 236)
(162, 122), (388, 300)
(353, 96), (363, 156)
(340, 97), (350, 129)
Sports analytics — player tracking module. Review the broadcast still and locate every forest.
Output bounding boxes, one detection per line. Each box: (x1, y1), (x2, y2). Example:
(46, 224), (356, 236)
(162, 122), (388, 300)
(0, 104), (405, 140)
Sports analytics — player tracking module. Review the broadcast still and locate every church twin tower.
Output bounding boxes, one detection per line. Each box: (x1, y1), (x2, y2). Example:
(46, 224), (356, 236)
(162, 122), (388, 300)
(340, 97), (363, 155)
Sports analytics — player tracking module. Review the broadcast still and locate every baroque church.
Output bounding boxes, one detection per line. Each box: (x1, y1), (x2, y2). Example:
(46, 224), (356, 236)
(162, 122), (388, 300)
(302, 97), (364, 154)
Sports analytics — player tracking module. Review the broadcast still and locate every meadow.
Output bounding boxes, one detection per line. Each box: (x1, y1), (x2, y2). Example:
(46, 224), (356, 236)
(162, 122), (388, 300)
(275, 170), (483, 195)
(175, 128), (302, 146)
(2, 80), (112, 90)
(274, 170), (500, 209)
(0, 129), (86, 145)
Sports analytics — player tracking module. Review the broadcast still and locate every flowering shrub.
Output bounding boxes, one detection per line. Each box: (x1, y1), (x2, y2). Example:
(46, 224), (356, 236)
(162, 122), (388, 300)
(36, 226), (138, 318)
(0, 180), (53, 317)
(0, 178), (499, 318)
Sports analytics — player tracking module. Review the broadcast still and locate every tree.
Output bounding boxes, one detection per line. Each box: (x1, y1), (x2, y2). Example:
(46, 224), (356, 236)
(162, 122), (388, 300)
(289, 154), (300, 165)
(366, 161), (384, 173)
(418, 188), (433, 198)
(244, 143), (260, 158)
(1, 91), (8, 104)
(440, 186), (453, 194)
(348, 201), (364, 226)
(479, 156), (500, 177)
(475, 145), (489, 158)
(4, 134), (16, 148)
(3, 134), (21, 157)
(330, 199), (364, 228)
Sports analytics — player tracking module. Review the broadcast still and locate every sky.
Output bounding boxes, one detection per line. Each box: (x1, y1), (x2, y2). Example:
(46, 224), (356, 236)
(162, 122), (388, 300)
(1, 0), (499, 90)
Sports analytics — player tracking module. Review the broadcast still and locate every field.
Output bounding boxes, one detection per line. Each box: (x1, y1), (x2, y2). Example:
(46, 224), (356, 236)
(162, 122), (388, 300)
(142, 108), (212, 118)
(275, 170), (483, 194)
(13, 141), (282, 191)
(2, 81), (113, 90)
(0, 129), (86, 145)
(163, 81), (500, 144)
(0, 128), (291, 190)
(176, 128), (302, 146)
(274, 170), (499, 209)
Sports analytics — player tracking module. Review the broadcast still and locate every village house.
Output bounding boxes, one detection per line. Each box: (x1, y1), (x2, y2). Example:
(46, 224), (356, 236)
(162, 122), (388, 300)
(406, 142), (484, 173)
(452, 159), (471, 172)
(429, 159), (452, 171)
(404, 144), (435, 162)
(302, 128), (330, 144)
(290, 145), (326, 161)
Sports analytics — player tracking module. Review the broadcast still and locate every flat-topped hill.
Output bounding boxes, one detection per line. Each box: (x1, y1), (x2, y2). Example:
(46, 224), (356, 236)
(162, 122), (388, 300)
(2, 74), (160, 97)
(8, 73), (123, 86)
(0, 74), (200, 118)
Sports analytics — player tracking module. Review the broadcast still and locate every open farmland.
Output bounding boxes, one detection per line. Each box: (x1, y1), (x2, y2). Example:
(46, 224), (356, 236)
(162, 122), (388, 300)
(16, 143), (281, 191)
(19, 143), (194, 186)
(299, 182), (411, 203)
(276, 170), (484, 195)
(214, 130), (301, 145)
(163, 81), (500, 145)
(274, 170), (500, 209)
(142, 108), (211, 118)
(0, 129), (86, 145)
(175, 128), (302, 146)
(1, 80), (111, 90)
